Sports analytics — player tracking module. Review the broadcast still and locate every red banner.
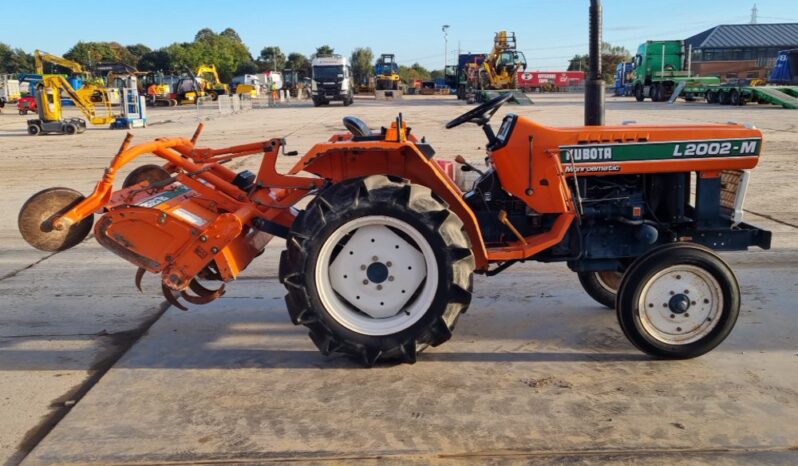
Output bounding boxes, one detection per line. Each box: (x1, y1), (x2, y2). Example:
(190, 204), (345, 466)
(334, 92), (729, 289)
(517, 71), (585, 88)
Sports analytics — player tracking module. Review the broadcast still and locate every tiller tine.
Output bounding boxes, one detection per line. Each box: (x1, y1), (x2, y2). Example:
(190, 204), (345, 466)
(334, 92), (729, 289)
(189, 279), (226, 298)
(134, 267), (146, 292)
(161, 282), (189, 311)
(180, 279), (226, 305)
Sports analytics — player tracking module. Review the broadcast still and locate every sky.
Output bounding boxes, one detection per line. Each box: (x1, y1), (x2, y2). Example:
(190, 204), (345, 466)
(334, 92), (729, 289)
(2, 0), (796, 71)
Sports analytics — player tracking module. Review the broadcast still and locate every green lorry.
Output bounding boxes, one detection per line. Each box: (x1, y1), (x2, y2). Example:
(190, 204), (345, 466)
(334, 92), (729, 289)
(632, 40), (719, 102)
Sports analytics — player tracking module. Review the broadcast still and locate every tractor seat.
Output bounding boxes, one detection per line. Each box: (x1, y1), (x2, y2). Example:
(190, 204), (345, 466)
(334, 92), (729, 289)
(343, 116), (383, 141)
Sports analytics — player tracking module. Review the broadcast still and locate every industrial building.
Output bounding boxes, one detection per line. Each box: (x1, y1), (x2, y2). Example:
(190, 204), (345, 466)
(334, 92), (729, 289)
(686, 23), (798, 80)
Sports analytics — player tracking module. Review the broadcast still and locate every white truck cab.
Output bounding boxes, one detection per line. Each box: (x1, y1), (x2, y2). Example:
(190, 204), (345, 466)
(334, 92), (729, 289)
(311, 55), (353, 107)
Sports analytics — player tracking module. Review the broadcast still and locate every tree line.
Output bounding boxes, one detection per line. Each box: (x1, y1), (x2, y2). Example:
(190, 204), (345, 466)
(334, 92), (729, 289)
(0, 28), (446, 84)
(567, 42), (632, 84)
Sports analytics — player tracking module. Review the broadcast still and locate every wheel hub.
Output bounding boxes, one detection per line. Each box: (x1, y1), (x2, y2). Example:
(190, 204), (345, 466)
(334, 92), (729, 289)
(668, 294), (691, 314)
(366, 262), (389, 284)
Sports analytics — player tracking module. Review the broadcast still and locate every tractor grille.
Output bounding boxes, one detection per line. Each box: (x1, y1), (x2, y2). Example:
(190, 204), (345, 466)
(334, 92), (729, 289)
(720, 169), (750, 224)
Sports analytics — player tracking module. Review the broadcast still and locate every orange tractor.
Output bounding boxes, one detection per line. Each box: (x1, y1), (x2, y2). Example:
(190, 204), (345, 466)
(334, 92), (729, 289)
(17, 3), (770, 366)
(18, 92), (770, 365)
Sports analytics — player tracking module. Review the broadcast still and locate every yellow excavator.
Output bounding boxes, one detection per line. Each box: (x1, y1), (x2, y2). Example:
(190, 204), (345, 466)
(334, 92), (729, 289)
(34, 50), (109, 103)
(195, 64), (229, 100)
(27, 74), (116, 135)
(478, 31), (527, 90)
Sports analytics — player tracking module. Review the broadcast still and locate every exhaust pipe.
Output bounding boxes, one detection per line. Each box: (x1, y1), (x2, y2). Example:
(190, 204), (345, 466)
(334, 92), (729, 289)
(585, 0), (605, 126)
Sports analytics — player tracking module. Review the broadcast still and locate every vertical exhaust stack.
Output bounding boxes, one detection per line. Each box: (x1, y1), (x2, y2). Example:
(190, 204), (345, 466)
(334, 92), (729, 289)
(585, 0), (605, 126)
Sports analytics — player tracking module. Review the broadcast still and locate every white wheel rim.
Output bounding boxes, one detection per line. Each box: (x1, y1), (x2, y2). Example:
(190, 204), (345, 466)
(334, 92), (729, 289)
(638, 265), (723, 345)
(315, 215), (439, 336)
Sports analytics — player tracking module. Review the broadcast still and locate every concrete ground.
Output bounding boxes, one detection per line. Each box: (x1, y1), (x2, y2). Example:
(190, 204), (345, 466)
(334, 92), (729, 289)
(0, 94), (796, 465)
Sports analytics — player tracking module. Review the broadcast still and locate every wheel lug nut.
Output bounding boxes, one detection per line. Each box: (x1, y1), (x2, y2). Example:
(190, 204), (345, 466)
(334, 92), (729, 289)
(361, 265), (366, 271)
(386, 261), (392, 267)
(372, 256), (378, 262)
(675, 275), (681, 279)
(676, 327), (682, 332)
(670, 314), (675, 318)
(685, 313), (690, 317)
(691, 301), (696, 306)
(704, 299), (710, 304)
(669, 291), (675, 295)
(362, 279), (369, 285)
(684, 289), (689, 294)
(388, 276), (394, 281)
(376, 284), (383, 290)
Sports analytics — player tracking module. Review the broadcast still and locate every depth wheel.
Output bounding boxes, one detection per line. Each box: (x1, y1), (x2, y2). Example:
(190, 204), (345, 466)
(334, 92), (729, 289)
(18, 187), (94, 252)
(616, 243), (740, 359)
(578, 270), (623, 309)
(280, 176), (475, 366)
(122, 164), (171, 188)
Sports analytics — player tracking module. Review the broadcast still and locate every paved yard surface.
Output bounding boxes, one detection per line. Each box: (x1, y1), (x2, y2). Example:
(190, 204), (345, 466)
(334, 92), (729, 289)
(1, 94), (796, 464)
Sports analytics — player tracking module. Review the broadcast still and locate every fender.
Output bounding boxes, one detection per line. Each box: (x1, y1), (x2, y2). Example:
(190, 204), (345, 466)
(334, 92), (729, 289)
(290, 140), (491, 269)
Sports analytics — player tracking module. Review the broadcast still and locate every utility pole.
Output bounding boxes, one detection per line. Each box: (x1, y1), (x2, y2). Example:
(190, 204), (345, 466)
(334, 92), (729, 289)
(442, 25), (450, 71)
(750, 3), (758, 24)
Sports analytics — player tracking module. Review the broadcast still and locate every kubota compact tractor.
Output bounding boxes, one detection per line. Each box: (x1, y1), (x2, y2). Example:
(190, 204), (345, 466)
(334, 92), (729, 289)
(19, 0), (771, 365)
(18, 91), (770, 366)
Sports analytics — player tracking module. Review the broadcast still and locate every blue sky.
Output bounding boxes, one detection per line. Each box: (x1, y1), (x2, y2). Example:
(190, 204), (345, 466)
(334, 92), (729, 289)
(2, 0), (795, 70)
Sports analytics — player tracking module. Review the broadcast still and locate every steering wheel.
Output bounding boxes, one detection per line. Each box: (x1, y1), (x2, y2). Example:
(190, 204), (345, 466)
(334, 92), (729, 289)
(445, 92), (513, 129)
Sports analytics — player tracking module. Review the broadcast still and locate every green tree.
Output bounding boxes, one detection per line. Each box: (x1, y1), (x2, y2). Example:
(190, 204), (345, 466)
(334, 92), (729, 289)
(398, 63), (431, 82)
(314, 45), (335, 58)
(285, 52), (310, 76)
(235, 61), (259, 76)
(164, 29), (254, 82)
(429, 69), (444, 80)
(350, 47), (374, 85)
(220, 28), (242, 42)
(138, 50), (172, 71)
(126, 44), (152, 63)
(64, 42), (118, 68)
(567, 42), (631, 84)
(195, 28), (216, 42)
(0, 43), (34, 73)
(259, 46), (286, 72)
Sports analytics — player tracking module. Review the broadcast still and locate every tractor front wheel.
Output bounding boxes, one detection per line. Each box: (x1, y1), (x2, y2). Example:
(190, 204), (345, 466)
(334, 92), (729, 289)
(578, 270), (623, 309)
(18, 188), (94, 252)
(616, 243), (740, 359)
(280, 176), (475, 366)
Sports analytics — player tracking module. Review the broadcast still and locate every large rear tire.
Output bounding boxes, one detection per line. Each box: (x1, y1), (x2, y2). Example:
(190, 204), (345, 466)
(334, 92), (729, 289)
(616, 243), (740, 359)
(18, 187), (94, 252)
(279, 176), (475, 366)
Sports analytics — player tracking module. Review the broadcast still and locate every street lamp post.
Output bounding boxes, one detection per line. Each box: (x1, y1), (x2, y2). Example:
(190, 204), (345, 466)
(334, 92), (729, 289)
(442, 25), (450, 71)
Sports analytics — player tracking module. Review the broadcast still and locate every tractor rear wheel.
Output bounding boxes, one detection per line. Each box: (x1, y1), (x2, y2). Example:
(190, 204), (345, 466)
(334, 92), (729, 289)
(18, 187), (94, 252)
(122, 164), (171, 189)
(280, 176), (475, 366)
(578, 270), (623, 309)
(616, 243), (740, 359)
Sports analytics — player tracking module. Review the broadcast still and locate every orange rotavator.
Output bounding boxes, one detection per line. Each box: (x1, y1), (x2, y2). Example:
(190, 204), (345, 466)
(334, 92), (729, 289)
(18, 94), (770, 366)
